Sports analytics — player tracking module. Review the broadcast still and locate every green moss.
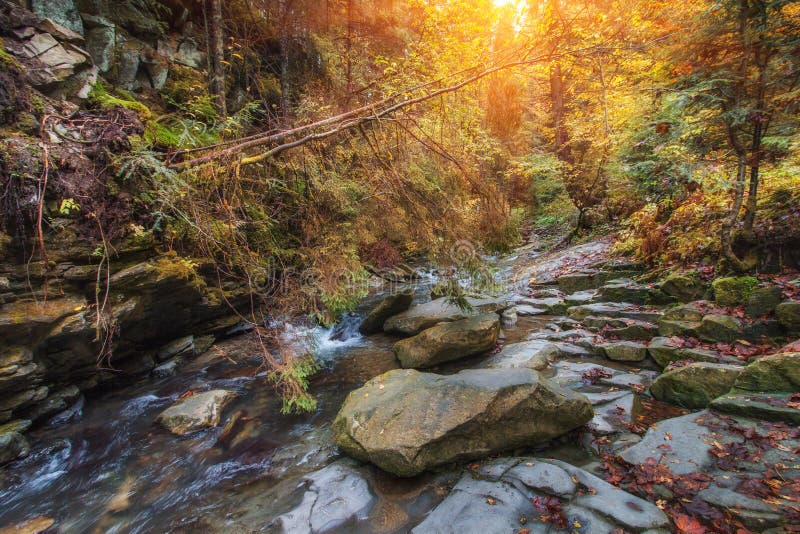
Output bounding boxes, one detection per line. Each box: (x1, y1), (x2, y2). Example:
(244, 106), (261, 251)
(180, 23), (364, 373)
(89, 83), (152, 121)
(0, 39), (20, 70)
(712, 276), (759, 307)
(154, 252), (206, 289)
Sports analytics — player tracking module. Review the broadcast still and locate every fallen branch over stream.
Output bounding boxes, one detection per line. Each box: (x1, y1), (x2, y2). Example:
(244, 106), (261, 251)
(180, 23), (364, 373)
(167, 46), (580, 170)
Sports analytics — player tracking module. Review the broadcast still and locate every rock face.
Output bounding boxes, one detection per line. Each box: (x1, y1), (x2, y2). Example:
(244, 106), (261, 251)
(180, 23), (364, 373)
(649, 362), (742, 409)
(393, 314), (500, 368)
(776, 301), (800, 331)
(359, 290), (414, 335)
(733, 352), (800, 393)
(331, 368), (593, 476)
(157, 390), (238, 435)
(413, 458), (669, 533)
(383, 297), (507, 336)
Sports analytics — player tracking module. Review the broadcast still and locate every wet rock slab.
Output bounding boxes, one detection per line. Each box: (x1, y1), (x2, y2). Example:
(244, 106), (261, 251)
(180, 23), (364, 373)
(412, 457), (669, 533)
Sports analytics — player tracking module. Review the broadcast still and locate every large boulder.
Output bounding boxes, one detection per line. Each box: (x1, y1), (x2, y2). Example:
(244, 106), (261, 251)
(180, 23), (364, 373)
(359, 290), (414, 335)
(331, 368), (593, 476)
(481, 340), (561, 370)
(659, 273), (708, 302)
(602, 341), (648, 362)
(557, 271), (598, 293)
(157, 389), (238, 435)
(745, 286), (782, 317)
(776, 301), (800, 332)
(393, 314), (500, 368)
(649, 362), (742, 409)
(712, 276), (758, 307)
(697, 314), (741, 343)
(383, 297), (507, 336)
(597, 280), (650, 304)
(732, 352), (800, 393)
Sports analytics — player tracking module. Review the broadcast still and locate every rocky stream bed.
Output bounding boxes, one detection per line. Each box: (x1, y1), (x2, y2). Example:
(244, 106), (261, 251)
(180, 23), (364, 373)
(1, 238), (799, 533)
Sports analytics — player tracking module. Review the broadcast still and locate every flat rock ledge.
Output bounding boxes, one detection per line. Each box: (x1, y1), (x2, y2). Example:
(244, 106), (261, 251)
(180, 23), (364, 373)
(413, 457), (669, 533)
(331, 368), (593, 477)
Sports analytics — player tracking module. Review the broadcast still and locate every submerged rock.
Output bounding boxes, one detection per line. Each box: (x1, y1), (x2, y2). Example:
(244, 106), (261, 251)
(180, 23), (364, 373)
(331, 368), (593, 476)
(271, 460), (375, 534)
(157, 389), (238, 435)
(649, 362), (742, 409)
(393, 313), (500, 368)
(412, 458), (669, 533)
(359, 290), (414, 335)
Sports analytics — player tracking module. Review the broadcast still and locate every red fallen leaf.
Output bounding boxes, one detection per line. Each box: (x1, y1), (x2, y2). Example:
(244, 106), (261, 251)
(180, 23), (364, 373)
(179, 390), (195, 399)
(674, 513), (708, 534)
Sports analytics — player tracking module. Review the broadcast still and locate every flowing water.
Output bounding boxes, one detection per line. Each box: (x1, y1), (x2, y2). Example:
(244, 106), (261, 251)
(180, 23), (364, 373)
(0, 244), (640, 532)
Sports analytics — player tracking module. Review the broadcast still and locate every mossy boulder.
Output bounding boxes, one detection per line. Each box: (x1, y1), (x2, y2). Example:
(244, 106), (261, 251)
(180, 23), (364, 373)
(744, 287), (782, 317)
(732, 352), (800, 393)
(712, 277), (759, 307)
(602, 341), (648, 362)
(697, 314), (741, 343)
(331, 368), (593, 477)
(597, 280), (650, 304)
(649, 363), (742, 409)
(660, 273), (708, 303)
(383, 297), (507, 336)
(710, 393), (800, 424)
(557, 272), (598, 294)
(775, 301), (800, 332)
(359, 290), (414, 335)
(393, 314), (500, 369)
(647, 337), (719, 368)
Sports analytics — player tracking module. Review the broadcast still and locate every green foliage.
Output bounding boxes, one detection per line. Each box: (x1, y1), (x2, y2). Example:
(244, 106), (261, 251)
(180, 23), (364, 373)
(89, 83), (152, 120)
(268, 356), (321, 414)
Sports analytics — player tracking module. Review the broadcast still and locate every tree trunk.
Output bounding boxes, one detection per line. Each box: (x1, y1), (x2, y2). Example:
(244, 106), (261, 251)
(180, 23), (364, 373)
(549, 62), (570, 162)
(720, 153), (751, 272)
(278, 0), (292, 119)
(208, 0), (226, 118)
